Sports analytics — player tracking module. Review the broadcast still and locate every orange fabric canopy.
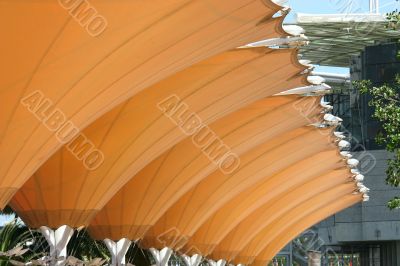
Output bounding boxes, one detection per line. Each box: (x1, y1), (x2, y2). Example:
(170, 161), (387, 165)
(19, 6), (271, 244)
(11, 47), (306, 228)
(89, 96), (322, 241)
(1, 1), (366, 263)
(184, 149), (348, 256)
(139, 126), (338, 249)
(0, 0), (283, 208)
(252, 194), (361, 265)
(211, 169), (355, 262)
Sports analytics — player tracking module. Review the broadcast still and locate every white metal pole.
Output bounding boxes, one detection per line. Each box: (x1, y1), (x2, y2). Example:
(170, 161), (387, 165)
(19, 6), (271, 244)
(149, 247), (173, 266)
(40, 225), (74, 265)
(376, 0), (379, 14)
(104, 238), (132, 266)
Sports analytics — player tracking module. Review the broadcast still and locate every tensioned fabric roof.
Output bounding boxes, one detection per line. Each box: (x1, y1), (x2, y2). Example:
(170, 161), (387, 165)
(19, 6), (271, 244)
(250, 194), (360, 265)
(0, 0), (284, 208)
(185, 149), (346, 255)
(223, 171), (355, 260)
(88, 96), (323, 241)
(1, 0), (367, 264)
(141, 127), (337, 248)
(11, 47), (307, 228)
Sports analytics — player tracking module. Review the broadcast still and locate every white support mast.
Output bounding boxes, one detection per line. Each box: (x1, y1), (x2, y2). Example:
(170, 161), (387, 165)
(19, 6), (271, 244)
(370, 0), (379, 14)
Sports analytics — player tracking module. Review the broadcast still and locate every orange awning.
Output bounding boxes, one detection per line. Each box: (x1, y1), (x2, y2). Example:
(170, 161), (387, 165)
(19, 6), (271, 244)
(251, 194), (361, 265)
(0, 0), (284, 208)
(89, 96), (322, 241)
(139, 127), (339, 249)
(11, 47), (307, 228)
(1, 1), (367, 263)
(184, 149), (349, 256)
(211, 169), (356, 262)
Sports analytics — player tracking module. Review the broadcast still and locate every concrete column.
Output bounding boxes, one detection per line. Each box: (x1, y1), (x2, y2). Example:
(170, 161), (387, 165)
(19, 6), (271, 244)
(104, 238), (132, 266)
(39, 225), (74, 265)
(307, 250), (321, 266)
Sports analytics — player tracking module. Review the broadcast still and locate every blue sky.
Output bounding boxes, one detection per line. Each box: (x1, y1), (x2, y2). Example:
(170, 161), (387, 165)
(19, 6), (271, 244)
(0, 214), (15, 225)
(286, 0), (400, 21)
(284, 0), (400, 74)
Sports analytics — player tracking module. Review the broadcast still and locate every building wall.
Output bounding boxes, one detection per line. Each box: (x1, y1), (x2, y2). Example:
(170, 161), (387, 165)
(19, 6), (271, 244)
(315, 150), (400, 244)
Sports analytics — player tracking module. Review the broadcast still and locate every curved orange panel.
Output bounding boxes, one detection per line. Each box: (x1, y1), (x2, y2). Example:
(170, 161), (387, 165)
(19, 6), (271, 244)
(252, 194), (362, 266)
(233, 185), (359, 265)
(0, 0), (284, 208)
(139, 127), (337, 249)
(185, 149), (346, 256)
(88, 95), (321, 240)
(210, 169), (352, 261)
(11, 48), (307, 228)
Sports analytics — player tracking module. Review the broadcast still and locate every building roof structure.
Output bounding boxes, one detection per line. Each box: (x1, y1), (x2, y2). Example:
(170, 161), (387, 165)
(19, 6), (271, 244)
(294, 13), (400, 67)
(0, 1), (367, 265)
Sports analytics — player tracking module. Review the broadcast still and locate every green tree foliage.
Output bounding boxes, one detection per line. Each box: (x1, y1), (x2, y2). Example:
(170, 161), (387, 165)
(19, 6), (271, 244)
(0, 219), (154, 265)
(354, 77), (400, 209)
(387, 10), (400, 31)
(351, 10), (400, 209)
(125, 245), (152, 266)
(68, 230), (152, 266)
(0, 220), (46, 265)
(67, 229), (110, 262)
